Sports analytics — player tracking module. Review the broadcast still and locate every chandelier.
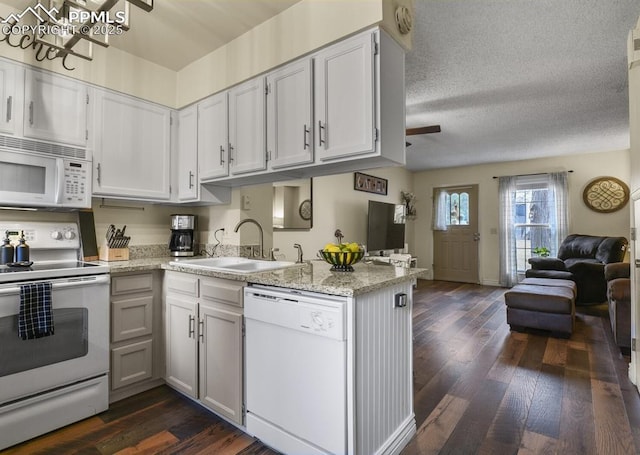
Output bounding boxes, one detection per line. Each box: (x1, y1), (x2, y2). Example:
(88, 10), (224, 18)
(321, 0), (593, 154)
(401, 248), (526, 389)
(17, 0), (154, 61)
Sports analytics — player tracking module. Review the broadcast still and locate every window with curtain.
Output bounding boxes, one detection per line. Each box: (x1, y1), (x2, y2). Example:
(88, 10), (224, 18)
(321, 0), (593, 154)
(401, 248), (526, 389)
(498, 172), (569, 287)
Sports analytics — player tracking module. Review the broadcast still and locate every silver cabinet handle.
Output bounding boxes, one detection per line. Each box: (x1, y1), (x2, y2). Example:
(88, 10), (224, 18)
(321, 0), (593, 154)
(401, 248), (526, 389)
(318, 120), (326, 147)
(28, 101), (33, 126)
(6, 96), (11, 122)
(303, 124), (310, 149)
(188, 171), (194, 189)
(219, 145), (225, 165)
(229, 143), (234, 163)
(198, 319), (204, 342)
(96, 163), (101, 185)
(188, 315), (195, 338)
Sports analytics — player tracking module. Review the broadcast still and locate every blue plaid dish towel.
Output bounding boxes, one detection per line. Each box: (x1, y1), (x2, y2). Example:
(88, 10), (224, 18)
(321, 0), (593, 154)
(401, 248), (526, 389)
(18, 282), (54, 340)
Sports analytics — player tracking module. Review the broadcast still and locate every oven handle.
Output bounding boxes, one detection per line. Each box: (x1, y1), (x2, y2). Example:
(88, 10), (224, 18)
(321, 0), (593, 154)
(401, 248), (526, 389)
(0, 274), (110, 296)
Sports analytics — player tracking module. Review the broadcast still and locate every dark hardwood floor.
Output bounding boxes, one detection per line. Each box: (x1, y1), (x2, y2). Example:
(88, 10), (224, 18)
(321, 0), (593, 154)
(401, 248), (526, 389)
(6, 280), (640, 454)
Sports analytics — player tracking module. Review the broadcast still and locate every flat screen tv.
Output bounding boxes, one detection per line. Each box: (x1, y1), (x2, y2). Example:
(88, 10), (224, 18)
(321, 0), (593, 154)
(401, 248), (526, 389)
(366, 200), (406, 253)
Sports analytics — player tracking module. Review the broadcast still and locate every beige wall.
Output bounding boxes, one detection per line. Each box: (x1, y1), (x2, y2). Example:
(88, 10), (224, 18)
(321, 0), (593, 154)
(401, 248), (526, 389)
(413, 149), (631, 286)
(176, 0), (389, 107)
(272, 166), (414, 261)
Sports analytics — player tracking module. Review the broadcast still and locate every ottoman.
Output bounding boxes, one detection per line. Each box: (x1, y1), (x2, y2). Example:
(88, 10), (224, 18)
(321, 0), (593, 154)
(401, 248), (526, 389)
(504, 279), (576, 337)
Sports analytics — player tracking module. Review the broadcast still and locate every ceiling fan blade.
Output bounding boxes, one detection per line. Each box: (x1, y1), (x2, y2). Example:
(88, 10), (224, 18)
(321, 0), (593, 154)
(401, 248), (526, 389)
(406, 125), (441, 135)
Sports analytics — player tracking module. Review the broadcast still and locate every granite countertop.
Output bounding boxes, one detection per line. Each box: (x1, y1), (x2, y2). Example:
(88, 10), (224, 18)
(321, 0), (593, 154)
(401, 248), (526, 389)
(100, 256), (427, 297)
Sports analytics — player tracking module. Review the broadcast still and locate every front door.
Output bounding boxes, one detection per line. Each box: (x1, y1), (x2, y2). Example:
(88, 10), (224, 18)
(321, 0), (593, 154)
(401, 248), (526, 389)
(433, 185), (479, 283)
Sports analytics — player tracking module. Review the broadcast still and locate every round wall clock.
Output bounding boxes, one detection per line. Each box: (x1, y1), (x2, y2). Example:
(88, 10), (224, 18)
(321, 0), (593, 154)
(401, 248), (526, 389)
(582, 176), (629, 213)
(299, 199), (312, 220)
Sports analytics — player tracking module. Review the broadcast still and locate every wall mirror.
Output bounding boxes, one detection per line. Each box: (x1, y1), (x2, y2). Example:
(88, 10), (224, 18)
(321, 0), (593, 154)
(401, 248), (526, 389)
(273, 178), (312, 230)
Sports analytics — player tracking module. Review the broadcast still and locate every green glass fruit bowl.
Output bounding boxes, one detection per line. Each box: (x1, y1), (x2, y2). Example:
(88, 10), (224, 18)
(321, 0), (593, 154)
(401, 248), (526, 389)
(318, 250), (365, 272)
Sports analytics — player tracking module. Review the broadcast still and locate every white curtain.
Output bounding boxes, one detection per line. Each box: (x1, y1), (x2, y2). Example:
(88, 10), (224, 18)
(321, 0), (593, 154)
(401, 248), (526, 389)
(498, 176), (518, 287)
(547, 171), (569, 256)
(432, 188), (448, 231)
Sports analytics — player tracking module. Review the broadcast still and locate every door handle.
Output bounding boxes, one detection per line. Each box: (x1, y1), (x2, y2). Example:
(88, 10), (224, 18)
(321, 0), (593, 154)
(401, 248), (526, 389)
(473, 232), (480, 241)
(219, 145), (225, 165)
(303, 124), (310, 149)
(6, 95), (11, 122)
(318, 121), (326, 147)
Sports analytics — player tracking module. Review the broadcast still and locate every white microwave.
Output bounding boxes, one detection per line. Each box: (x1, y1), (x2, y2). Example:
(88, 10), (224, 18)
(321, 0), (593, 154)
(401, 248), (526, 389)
(0, 149), (91, 209)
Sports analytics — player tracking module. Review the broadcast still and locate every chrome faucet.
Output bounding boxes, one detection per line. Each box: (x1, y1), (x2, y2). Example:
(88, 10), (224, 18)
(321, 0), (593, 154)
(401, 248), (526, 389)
(234, 218), (265, 259)
(294, 243), (304, 263)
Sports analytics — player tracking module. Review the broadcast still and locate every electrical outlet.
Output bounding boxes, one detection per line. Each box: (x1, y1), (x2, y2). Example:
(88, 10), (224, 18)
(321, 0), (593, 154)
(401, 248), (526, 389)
(242, 195), (252, 210)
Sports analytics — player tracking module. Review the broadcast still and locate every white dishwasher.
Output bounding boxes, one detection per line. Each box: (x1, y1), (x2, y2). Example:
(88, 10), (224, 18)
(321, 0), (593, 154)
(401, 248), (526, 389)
(244, 285), (348, 455)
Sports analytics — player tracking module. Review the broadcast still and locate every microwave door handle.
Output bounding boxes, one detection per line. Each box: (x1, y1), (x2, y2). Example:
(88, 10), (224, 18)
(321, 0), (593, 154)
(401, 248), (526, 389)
(54, 160), (64, 204)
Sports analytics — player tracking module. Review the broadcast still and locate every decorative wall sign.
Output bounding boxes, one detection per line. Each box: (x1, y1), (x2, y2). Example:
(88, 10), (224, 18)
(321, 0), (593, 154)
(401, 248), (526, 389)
(354, 172), (388, 195)
(298, 199), (312, 220)
(582, 176), (629, 213)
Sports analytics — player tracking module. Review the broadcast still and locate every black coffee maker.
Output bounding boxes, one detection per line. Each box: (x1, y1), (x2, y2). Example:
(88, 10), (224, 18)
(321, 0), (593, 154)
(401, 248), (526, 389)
(169, 215), (196, 257)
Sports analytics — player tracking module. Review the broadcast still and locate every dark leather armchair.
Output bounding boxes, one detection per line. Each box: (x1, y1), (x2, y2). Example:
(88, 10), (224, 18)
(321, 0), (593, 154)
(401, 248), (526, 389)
(605, 262), (631, 350)
(526, 234), (628, 304)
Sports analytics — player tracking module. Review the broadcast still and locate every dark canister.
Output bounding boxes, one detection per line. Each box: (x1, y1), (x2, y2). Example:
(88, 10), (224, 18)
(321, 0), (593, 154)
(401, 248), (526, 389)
(15, 231), (29, 262)
(0, 232), (13, 265)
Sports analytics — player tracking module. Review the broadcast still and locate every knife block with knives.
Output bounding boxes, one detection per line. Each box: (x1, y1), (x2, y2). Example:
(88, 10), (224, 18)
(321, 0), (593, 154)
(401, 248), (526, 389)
(99, 224), (131, 262)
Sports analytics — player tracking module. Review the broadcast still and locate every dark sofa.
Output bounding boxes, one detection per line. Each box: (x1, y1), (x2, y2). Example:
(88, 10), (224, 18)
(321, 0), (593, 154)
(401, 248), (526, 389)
(526, 234), (628, 305)
(605, 262), (631, 350)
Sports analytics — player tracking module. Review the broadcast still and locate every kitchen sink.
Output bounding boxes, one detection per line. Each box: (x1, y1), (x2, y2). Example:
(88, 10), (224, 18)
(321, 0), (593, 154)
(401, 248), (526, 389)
(170, 257), (300, 274)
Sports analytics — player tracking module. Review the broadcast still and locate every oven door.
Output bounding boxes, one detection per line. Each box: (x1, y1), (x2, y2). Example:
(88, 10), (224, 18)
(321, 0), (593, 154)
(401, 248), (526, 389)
(0, 274), (110, 405)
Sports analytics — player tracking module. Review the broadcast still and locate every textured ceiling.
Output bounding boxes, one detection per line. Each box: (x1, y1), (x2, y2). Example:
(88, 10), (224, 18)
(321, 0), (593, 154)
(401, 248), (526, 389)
(405, 0), (640, 171)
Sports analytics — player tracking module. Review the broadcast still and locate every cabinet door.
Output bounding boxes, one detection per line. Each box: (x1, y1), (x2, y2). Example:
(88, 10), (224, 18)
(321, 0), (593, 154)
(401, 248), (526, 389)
(198, 92), (229, 180)
(112, 294), (153, 342)
(0, 61), (18, 135)
(199, 302), (244, 425)
(266, 59), (314, 169)
(229, 78), (266, 174)
(24, 69), (87, 146)
(93, 90), (171, 200)
(165, 295), (198, 398)
(177, 105), (198, 201)
(111, 339), (153, 390)
(314, 32), (375, 161)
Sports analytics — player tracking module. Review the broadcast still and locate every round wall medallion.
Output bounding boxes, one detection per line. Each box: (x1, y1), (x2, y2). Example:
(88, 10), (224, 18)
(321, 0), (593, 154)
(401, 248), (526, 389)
(299, 199), (312, 220)
(395, 6), (413, 35)
(582, 176), (629, 213)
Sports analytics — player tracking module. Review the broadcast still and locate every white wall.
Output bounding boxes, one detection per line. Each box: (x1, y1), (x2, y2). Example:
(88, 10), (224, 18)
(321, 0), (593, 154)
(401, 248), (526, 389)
(273, 166), (414, 261)
(413, 149), (631, 286)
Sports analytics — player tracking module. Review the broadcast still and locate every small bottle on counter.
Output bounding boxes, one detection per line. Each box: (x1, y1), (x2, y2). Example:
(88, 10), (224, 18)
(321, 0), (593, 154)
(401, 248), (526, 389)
(15, 231), (29, 262)
(0, 231), (14, 265)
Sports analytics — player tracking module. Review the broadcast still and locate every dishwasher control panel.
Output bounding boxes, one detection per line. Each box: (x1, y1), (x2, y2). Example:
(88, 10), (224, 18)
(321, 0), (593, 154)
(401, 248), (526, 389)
(299, 306), (343, 338)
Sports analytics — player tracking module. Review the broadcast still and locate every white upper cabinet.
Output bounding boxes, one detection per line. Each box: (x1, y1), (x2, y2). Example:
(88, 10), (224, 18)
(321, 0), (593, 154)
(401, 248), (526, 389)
(0, 61), (19, 135)
(24, 69), (87, 147)
(92, 89), (171, 201)
(177, 105), (199, 201)
(198, 92), (229, 180)
(228, 78), (266, 175)
(266, 58), (314, 169)
(314, 31), (375, 161)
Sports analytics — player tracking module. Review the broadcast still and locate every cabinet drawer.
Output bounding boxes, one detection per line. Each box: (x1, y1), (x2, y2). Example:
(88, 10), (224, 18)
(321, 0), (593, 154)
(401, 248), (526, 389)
(112, 295), (153, 342)
(200, 277), (244, 308)
(112, 273), (153, 295)
(111, 339), (153, 390)
(166, 273), (199, 297)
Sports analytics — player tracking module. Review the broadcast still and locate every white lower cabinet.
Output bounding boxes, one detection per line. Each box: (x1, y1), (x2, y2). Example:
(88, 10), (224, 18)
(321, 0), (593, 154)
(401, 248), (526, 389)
(164, 271), (245, 426)
(109, 271), (164, 403)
